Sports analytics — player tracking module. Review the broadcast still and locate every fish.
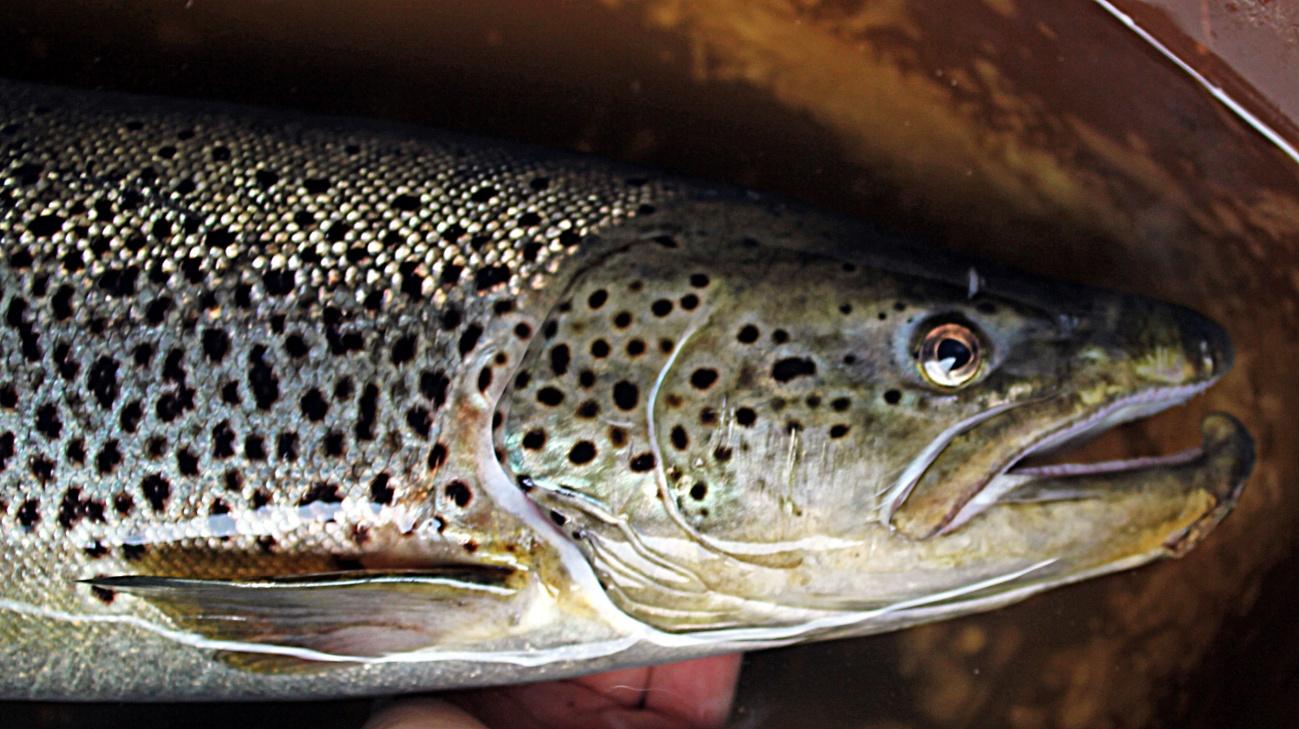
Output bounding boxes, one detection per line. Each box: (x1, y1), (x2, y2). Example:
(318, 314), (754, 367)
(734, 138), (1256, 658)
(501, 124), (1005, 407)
(0, 78), (1252, 701)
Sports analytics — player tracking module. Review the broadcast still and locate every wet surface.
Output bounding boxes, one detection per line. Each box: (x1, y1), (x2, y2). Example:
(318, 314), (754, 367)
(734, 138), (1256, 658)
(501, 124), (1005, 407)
(1, 1), (1297, 727)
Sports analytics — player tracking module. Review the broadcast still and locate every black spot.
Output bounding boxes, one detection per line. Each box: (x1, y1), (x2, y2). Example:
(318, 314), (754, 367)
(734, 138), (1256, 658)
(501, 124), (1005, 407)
(28, 214), (64, 237)
(65, 438), (85, 465)
(568, 441), (597, 465)
(737, 325), (760, 344)
(300, 388), (328, 421)
(244, 435), (267, 460)
(469, 185), (498, 202)
(162, 348), (187, 383)
(884, 389), (902, 405)
(578, 370), (596, 388)
(201, 328), (230, 362)
(458, 324), (483, 357)
(263, 269), (295, 296)
(772, 329), (790, 344)
(630, 453), (656, 472)
(248, 345), (279, 410)
(626, 339), (646, 356)
(369, 473), (394, 505)
(474, 266), (510, 291)
(613, 381), (639, 411)
(119, 400), (143, 433)
(334, 377), (354, 401)
(537, 387), (564, 406)
(613, 312), (632, 328)
(736, 407), (757, 427)
(51, 285), (74, 320)
(832, 397), (852, 412)
(591, 339), (610, 358)
(304, 177), (330, 194)
(522, 430), (546, 450)
(587, 289), (608, 309)
(420, 370), (450, 407)
(651, 299), (673, 317)
(112, 491), (134, 516)
(277, 432), (299, 460)
(391, 335), (417, 365)
(428, 442), (448, 471)
(690, 368), (719, 390)
(221, 381), (241, 405)
(577, 400), (599, 418)
(690, 273), (710, 288)
(176, 448), (199, 476)
(406, 406), (432, 438)
(17, 499), (39, 529)
(299, 482), (342, 506)
(392, 193), (420, 211)
(35, 403), (61, 439)
(550, 344), (571, 376)
(830, 424), (851, 439)
(681, 294), (700, 310)
(323, 431), (346, 457)
(87, 356), (119, 408)
(0, 386), (15, 409)
(445, 481), (472, 508)
(251, 488), (271, 510)
(30, 456), (55, 482)
(713, 446), (733, 462)
(772, 358), (817, 383)
(670, 425), (689, 450)
(212, 421), (236, 459)
(690, 483), (708, 500)
(609, 427), (628, 447)
(284, 333), (309, 358)
(440, 264), (463, 286)
(141, 474), (171, 512)
(550, 510), (568, 526)
(339, 382), (373, 442)
(514, 322), (532, 339)
(478, 366), (493, 392)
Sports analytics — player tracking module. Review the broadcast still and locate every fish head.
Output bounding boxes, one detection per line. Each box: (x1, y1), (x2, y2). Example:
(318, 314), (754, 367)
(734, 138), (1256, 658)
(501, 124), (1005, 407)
(500, 220), (1251, 636)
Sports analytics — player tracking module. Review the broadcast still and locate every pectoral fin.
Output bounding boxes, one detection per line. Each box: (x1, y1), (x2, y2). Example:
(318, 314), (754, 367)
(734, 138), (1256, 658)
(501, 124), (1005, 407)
(84, 567), (525, 671)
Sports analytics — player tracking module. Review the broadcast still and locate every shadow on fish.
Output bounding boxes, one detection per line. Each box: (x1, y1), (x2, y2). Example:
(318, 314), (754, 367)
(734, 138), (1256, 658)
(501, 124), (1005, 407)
(0, 80), (1253, 701)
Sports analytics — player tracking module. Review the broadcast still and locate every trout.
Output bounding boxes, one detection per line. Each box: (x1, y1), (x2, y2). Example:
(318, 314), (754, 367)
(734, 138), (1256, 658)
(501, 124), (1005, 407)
(0, 80), (1252, 700)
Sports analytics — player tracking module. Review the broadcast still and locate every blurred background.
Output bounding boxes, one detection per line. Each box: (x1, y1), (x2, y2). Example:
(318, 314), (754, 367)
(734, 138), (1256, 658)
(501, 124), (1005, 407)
(0, 1), (1296, 727)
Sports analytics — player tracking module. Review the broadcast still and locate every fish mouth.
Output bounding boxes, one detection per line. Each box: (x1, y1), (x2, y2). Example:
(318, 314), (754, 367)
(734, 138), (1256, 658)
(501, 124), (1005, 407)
(888, 379), (1254, 542)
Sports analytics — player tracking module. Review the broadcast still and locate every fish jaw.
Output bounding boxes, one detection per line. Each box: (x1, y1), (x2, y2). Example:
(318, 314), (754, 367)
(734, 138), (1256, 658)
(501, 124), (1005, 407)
(887, 292), (1238, 539)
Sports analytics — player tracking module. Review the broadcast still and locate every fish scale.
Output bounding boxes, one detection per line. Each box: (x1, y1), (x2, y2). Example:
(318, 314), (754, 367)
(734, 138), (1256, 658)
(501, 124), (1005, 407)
(0, 79), (1252, 700)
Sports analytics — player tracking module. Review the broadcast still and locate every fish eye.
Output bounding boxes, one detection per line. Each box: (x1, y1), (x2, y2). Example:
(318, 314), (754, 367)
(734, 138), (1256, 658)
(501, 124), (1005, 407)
(918, 322), (982, 388)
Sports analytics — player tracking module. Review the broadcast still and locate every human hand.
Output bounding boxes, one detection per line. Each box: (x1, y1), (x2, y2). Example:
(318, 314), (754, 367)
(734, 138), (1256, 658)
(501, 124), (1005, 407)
(364, 653), (742, 729)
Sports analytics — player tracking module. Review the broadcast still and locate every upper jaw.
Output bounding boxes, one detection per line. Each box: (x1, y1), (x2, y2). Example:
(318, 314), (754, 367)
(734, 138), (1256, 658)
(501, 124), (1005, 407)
(887, 375), (1229, 540)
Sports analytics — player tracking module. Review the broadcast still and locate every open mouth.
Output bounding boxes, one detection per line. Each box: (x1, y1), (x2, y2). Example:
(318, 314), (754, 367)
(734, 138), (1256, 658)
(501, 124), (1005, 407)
(888, 377), (1253, 539)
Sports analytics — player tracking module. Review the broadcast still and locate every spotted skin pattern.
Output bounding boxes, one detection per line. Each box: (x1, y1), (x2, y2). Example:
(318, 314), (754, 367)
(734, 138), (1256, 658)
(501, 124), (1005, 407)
(0, 80), (683, 699)
(0, 80), (1249, 700)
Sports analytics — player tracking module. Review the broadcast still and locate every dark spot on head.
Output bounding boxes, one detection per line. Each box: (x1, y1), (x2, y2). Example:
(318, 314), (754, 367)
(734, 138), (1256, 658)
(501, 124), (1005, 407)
(428, 442), (448, 471)
(609, 427), (628, 447)
(630, 453), (656, 472)
(35, 403), (61, 439)
(514, 322), (532, 339)
(670, 425), (689, 450)
(690, 273), (710, 288)
(832, 397), (852, 412)
(113, 491), (134, 516)
(522, 430), (546, 450)
(884, 389), (902, 405)
(276, 431), (299, 461)
(323, 431), (346, 457)
(651, 299), (673, 317)
(690, 483), (708, 501)
(894, 301), (907, 311)
(626, 339), (645, 356)
(16, 499), (39, 529)
(576, 400), (599, 418)
(550, 344), (571, 376)
(713, 446), (733, 462)
(772, 357), (817, 383)
(537, 387), (564, 406)
(613, 312), (631, 329)
(736, 407), (757, 427)
(568, 441), (597, 465)
(458, 324), (483, 357)
(591, 339), (610, 358)
(445, 481), (472, 508)
(613, 381), (639, 410)
(588, 289), (608, 309)
(549, 510), (568, 527)
(772, 329), (789, 344)
(406, 406), (432, 438)
(690, 368), (718, 390)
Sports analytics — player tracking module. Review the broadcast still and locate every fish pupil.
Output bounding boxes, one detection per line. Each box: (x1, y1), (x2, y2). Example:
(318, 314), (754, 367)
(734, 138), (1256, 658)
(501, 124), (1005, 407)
(936, 338), (972, 370)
